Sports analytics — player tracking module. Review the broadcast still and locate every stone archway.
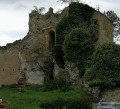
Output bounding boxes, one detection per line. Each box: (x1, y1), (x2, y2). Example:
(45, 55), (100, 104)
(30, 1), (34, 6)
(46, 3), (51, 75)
(46, 28), (56, 48)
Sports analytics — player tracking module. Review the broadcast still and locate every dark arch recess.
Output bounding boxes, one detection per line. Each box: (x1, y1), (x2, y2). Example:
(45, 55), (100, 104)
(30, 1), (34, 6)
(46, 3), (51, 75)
(49, 30), (55, 48)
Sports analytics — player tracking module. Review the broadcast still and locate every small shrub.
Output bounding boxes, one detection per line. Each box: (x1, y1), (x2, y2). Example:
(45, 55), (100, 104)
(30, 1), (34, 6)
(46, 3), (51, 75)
(0, 84), (19, 89)
(40, 96), (92, 109)
(42, 76), (71, 91)
(40, 98), (64, 109)
(25, 85), (42, 91)
(85, 42), (120, 87)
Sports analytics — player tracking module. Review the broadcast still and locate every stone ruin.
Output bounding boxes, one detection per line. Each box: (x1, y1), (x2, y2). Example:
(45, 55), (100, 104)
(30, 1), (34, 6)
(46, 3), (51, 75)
(0, 6), (113, 86)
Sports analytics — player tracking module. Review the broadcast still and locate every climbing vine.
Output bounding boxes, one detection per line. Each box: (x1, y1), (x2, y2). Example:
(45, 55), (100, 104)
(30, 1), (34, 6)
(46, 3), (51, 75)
(52, 2), (96, 67)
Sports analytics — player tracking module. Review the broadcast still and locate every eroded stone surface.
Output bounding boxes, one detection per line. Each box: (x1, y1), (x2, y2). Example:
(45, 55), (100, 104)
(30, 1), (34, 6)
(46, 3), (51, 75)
(0, 6), (113, 85)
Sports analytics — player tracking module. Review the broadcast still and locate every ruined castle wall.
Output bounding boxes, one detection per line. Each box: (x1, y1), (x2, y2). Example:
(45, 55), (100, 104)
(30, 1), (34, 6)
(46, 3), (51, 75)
(0, 7), (114, 85)
(20, 30), (51, 84)
(29, 13), (59, 34)
(92, 12), (113, 44)
(28, 7), (69, 34)
(0, 42), (22, 85)
(18, 8), (69, 85)
(101, 88), (120, 102)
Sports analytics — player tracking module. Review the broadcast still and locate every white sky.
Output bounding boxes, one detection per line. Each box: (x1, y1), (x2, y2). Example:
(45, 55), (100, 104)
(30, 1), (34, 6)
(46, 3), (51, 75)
(0, 0), (120, 46)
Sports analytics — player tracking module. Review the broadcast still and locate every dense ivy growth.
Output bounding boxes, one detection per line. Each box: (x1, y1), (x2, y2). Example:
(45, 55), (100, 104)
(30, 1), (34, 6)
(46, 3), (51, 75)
(63, 28), (94, 76)
(52, 2), (96, 66)
(69, 2), (95, 21)
(85, 42), (120, 87)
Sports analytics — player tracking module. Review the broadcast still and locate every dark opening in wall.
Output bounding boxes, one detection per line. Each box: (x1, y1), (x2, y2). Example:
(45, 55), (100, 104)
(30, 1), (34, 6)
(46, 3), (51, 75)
(49, 31), (55, 48)
(49, 72), (54, 80)
(94, 19), (99, 25)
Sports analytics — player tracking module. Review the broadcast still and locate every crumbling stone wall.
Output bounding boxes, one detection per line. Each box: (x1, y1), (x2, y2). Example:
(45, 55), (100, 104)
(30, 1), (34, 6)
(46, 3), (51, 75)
(0, 41), (22, 85)
(19, 29), (51, 85)
(92, 11), (113, 44)
(18, 7), (68, 85)
(28, 7), (68, 34)
(0, 6), (114, 86)
(101, 88), (120, 102)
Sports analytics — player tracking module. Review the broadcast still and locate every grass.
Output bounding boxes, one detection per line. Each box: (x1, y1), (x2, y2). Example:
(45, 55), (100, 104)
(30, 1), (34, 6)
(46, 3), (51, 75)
(0, 85), (93, 109)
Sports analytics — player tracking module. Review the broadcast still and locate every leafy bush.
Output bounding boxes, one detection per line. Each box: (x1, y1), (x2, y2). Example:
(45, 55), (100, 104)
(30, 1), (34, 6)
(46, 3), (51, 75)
(42, 76), (71, 91)
(53, 2), (96, 66)
(40, 94), (93, 109)
(63, 28), (94, 76)
(0, 84), (19, 89)
(85, 42), (120, 87)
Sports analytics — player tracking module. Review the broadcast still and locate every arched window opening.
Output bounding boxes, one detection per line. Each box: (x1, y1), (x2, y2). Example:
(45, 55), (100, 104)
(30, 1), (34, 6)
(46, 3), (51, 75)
(94, 19), (99, 25)
(49, 31), (55, 48)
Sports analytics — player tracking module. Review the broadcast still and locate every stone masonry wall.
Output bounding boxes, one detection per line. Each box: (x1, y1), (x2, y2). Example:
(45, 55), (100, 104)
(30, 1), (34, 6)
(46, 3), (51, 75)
(0, 41), (22, 86)
(92, 11), (113, 44)
(100, 88), (120, 102)
(0, 6), (114, 86)
(29, 7), (69, 34)
(18, 8), (69, 84)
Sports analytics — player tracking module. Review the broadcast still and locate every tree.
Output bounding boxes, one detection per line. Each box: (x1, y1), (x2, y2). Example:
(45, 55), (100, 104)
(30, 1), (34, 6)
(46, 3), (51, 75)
(85, 42), (120, 87)
(33, 6), (45, 14)
(63, 28), (94, 77)
(58, 0), (82, 4)
(104, 10), (120, 41)
(104, 10), (119, 23)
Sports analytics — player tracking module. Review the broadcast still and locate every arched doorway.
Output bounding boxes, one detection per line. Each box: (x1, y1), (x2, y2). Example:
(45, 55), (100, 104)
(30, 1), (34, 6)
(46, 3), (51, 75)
(49, 30), (55, 49)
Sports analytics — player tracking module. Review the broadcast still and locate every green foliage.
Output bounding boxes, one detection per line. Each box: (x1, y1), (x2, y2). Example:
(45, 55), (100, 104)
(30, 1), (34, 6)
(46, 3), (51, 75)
(0, 85), (94, 109)
(104, 10), (120, 38)
(32, 6), (45, 14)
(53, 2), (96, 66)
(42, 76), (71, 92)
(69, 2), (95, 21)
(1, 84), (19, 89)
(63, 28), (94, 76)
(59, 0), (81, 4)
(40, 88), (93, 109)
(40, 98), (89, 109)
(104, 10), (120, 23)
(85, 42), (120, 87)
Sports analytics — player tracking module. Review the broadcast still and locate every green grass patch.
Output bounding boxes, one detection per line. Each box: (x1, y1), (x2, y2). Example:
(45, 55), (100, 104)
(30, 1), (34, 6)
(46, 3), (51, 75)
(0, 85), (94, 109)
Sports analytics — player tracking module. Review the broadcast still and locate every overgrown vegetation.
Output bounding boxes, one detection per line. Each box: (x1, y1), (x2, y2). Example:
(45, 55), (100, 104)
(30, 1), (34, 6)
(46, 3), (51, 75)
(104, 10), (120, 43)
(40, 95), (92, 109)
(42, 76), (71, 92)
(52, 2), (96, 67)
(0, 85), (94, 109)
(32, 6), (45, 14)
(85, 42), (120, 87)
(63, 28), (94, 76)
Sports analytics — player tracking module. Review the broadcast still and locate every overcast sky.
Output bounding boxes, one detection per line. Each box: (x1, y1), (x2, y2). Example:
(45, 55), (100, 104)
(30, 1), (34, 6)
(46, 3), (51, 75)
(0, 0), (120, 46)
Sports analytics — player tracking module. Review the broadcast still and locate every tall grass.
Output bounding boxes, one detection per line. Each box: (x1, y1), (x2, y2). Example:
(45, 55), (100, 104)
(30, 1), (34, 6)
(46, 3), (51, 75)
(0, 85), (94, 109)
